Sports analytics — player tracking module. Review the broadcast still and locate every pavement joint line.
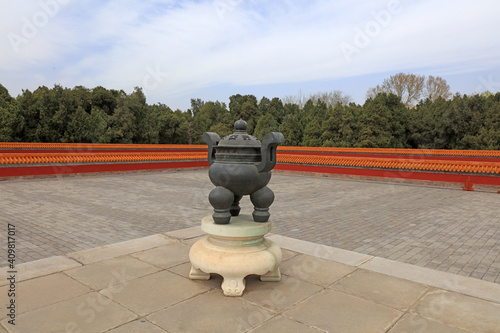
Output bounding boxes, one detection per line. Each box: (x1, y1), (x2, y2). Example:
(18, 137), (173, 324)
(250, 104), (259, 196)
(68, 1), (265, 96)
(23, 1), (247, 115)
(1, 169), (498, 280)
(383, 286), (432, 333)
(3, 228), (499, 306)
(0, 256), (82, 286)
(270, 233), (500, 303)
(65, 234), (174, 265)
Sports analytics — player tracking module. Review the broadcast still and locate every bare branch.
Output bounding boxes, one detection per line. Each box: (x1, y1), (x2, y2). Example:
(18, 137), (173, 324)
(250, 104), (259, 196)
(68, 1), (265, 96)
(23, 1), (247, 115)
(425, 75), (451, 101)
(366, 73), (427, 108)
(309, 90), (352, 107)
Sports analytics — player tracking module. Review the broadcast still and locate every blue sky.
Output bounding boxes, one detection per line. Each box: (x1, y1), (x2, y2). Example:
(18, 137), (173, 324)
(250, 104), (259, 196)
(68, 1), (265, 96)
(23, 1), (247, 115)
(1, 0), (500, 110)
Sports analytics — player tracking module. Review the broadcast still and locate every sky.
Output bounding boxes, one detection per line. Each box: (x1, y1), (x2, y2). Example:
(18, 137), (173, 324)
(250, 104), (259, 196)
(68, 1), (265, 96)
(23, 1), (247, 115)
(1, 0), (500, 111)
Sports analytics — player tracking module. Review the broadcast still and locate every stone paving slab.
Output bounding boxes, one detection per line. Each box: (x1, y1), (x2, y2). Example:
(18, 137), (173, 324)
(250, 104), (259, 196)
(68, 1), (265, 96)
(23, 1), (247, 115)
(147, 290), (275, 332)
(330, 269), (429, 311)
(249, 315), (323, 333)
(279, 254), (356, 287)
(0, 169), (498, 284)
(284, 289), (403, 332)
(5, 273), (90, 315)
(107, 319), (167, 333)
(130, 242), (191, 269)
(0, 230), (499, 332)
(389, 313), (470, 333)
(3, 292), (137, 333)
(415, 290), (500, 333)
(64, 255), (161, 290)
(0, 256), (81, 287)
(2, 229), (499, 332)
(360, 256), (500, 304)
(67, 235), (174, 265)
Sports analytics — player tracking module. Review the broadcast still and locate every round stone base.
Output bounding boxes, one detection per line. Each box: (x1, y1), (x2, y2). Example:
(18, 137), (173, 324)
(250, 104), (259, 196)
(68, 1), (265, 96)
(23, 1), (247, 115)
(189, 215), (282, 296)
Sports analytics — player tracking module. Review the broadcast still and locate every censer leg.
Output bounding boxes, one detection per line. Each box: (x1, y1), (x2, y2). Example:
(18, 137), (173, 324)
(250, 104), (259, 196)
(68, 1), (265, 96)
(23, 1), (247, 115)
(250, 187), (274, 222)
(230, 195), (242, 216)
(208, 186), (234, 224)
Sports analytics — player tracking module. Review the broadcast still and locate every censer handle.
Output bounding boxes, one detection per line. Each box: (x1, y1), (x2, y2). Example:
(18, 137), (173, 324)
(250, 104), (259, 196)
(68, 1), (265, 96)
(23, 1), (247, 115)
(257, 132), (285, 173)
(203, 132), (221, 165)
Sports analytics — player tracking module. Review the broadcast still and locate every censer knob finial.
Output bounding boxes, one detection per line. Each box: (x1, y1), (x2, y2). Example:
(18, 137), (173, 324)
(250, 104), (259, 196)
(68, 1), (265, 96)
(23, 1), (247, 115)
(234, 119), (247, 131)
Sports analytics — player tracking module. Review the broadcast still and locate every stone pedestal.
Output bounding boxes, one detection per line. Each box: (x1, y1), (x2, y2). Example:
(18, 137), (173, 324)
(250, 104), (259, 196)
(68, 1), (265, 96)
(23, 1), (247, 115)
(189, 214), (282, 296)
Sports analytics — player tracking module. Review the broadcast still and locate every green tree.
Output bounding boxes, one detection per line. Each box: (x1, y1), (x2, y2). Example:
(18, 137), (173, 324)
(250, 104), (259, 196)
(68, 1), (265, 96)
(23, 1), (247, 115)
(268, 97), (286, 124)
(239, 101), (260, 134)
(189, 98), (204, 117)
(88, 107), (111, 143)
(171, 110), (190, 144)
(253, 113), (278, 140)
(302, 117), (323, 146)
(107, 91), (136, 143)
(301, 99), (315, 123)
(321, 102), (360, 147)
(338, 103), (360, 147)
(258, 96), (271, 115)
(321, 103), (343, 147)
(17, 89), (38, 142)
(442, 94), (485, 149)
(229, 94), (260, 133)
(479, 93), (500, 149)
(32, 86), (66, 142)
(65, 106), (92, 143)
(91, 86), (117, 115)
(357, 93), (407, 148)
(300, 100), (329, 146)
(0, 84), (24, 141)
(408, 97), (450, 148)
(208, 122), (232, 139)
(279, 103), (303, 146)
(156, 104), (177, 143)
(140, 105), (161, 144)
(128, 87), (149, 143)
(156, 105), (191, 144)
(70, 85), (92, 113)
(191, 101), (229, 143)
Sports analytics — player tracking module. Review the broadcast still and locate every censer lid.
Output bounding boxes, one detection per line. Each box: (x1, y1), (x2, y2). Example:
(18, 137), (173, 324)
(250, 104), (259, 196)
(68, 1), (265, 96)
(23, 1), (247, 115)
(217, 119), (261, 148)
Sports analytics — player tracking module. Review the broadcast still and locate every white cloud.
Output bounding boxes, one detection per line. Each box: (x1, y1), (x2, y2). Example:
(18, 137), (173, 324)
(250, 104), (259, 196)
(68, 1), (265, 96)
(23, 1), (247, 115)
(1, 0), (500, 107)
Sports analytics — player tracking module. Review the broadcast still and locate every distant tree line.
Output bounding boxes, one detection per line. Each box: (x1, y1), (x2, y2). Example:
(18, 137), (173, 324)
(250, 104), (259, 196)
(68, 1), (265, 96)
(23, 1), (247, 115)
(1, 79), (499, 149)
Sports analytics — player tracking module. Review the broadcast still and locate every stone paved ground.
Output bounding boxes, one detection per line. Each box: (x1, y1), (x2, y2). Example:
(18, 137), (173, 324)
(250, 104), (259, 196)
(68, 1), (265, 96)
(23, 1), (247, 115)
(2, 231), (500, 333)
(0, 169), (499, 283)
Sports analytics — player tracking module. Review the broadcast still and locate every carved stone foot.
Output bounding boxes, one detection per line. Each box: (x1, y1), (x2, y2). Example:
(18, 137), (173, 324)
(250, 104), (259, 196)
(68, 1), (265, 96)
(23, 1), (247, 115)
(260, 266), (281, 282)
(189, 266), (210, 280)
(221, 277), (246, 296)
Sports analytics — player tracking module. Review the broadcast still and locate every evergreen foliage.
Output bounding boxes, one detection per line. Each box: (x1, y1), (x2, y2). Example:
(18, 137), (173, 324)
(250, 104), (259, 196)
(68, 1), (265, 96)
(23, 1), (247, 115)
(0, 83), (499, 149)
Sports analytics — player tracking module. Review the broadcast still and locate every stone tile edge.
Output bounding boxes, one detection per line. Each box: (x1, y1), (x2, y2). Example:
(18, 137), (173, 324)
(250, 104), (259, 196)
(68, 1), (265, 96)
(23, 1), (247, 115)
(164, 226), (203, 240)
(0, 256), (81, 285)
(66, 234), (174, 264)
(359, 257), (500, 304)
(267, 233), (500, 305)
(266, 233), (373, 267)
(5, 228), (498, 305)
